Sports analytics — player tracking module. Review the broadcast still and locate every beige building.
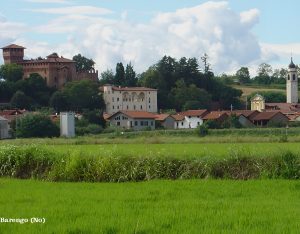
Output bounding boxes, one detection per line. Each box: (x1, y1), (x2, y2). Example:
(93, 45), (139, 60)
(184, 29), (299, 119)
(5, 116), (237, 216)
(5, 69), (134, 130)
(251, 94), (265, 112)
(100, 85), (158, 115)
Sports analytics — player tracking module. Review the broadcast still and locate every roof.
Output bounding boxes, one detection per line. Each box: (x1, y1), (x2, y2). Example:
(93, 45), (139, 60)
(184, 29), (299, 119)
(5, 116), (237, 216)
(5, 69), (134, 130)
(265, 103), (300, 114)
(155, 114), (171, 121)
(202, 111), (228, 120)
(100, 85), (157, 92)
(103, 113), (111, 120)
(108, 111), (156, 119)
(226, 110), (260, 120)
(171, 114), (185, 121)
(21, 53), (74, 64)
(289, 58), (296, 69)
(0, 110), (23, 116)
(179, 109), (208, 117)
(1, 44), (26, 49)
(252, 111), (287, 121)
(251, 94), (265, 101)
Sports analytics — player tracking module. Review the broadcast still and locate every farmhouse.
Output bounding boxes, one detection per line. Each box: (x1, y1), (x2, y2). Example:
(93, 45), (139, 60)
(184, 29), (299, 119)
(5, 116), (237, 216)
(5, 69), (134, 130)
(155, 114), (175, 129)
(1, 44), (98, 89)
(172, 114), (188, 129)
(202, 111), (229, 124)
(100, 85), (158, 115)
(0, 116), (9, 139)
(107, 111), (156, 130)
(251, 111), (289, 127)
(178, 109), (208, 128)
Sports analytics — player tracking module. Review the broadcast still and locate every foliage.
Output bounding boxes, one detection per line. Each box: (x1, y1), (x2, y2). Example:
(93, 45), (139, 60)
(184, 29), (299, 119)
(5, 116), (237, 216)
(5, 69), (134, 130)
(99, 69), (114, 85)
(114, 62), (125, 85)
(236, 67), (250, 84)
(63, 80), (105, 111)
(10, 91), (32, 110)
(249, 91), (286, 103)
(72, 54), (95, 72)
(15, 114), (59, 138)
(196, 124), (208, 137)
(49, 91), (69, 112)
(0, 63), (23, 82)
(82, 109), (106, 127)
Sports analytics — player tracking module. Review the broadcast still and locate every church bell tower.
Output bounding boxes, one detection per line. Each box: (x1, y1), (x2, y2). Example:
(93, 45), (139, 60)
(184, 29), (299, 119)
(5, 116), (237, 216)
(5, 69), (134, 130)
(287, 58), (298, 103)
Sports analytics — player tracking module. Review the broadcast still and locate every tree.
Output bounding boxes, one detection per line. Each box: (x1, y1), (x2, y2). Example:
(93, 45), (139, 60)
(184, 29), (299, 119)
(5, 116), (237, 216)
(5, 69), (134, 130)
(254, 63), (273, 85)
(63, 80), (105, 111)
(72, 54), (95, 72)
(201, 53), (211, 74)
(100, 69), (114, 85)
(0, 63), (23, 82)
(16, 113), (59, 138)
(82, 109), (106, 127)
(10, 91), (32, 110)
(236, 67), (250, 84)
(114, 62), (125, 85)
(50, 91), (69, 112)
(124, 63), (137, 86)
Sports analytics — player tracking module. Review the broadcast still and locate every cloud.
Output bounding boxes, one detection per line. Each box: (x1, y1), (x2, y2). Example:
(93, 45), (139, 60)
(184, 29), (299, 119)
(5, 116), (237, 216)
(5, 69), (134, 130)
(27, 6), (113, 15)
(6, 1), (269, 76)
(25, 0), (70, 3)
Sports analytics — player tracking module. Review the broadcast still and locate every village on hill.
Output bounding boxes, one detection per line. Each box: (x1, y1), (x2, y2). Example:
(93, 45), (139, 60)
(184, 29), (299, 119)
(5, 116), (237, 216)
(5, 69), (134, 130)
(0, 43), (299, 138)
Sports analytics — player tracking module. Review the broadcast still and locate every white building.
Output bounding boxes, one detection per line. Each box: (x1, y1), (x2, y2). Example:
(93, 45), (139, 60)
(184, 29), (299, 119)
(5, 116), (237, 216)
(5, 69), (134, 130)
(178, 110), (208, 128)
(0, 116), (9, 139)
(287, 58), (298, 103)
(60, 112), (75, 137)
(100, 85), (158, 115)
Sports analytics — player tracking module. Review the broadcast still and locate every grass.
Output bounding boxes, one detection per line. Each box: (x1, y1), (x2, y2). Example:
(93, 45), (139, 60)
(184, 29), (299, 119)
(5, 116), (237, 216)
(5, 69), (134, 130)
(0, 179), (299, 234)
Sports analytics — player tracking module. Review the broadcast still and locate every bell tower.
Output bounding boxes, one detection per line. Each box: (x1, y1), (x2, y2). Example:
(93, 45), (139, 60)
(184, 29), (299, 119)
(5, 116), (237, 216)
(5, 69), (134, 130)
(1, 44), (25, 64)
(287, 58), (298, 103)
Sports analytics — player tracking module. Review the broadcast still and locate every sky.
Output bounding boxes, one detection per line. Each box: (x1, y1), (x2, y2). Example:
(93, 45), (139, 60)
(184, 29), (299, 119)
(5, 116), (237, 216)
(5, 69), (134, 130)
(1, 0), (300, 76)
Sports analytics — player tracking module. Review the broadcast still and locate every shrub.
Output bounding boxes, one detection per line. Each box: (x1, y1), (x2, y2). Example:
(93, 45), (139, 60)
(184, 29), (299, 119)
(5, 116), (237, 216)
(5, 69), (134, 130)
(196, 125), (208, 137)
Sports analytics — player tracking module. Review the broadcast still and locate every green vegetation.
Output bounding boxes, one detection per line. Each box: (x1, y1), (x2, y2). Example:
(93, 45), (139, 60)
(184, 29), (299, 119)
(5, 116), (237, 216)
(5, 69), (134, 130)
(0, 179), (299, 234)
(0, 144), (299, 181)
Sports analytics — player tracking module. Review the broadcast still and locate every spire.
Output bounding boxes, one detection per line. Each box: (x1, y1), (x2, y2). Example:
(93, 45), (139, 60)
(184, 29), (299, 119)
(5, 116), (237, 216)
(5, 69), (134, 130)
(289, 56), (296, 69)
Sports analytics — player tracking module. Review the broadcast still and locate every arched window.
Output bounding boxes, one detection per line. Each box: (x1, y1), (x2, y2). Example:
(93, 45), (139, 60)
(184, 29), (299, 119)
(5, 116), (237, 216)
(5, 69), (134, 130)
(138, 92), (145, 102)
(293, 74), (296, 81)
(288, 74), (290, 80)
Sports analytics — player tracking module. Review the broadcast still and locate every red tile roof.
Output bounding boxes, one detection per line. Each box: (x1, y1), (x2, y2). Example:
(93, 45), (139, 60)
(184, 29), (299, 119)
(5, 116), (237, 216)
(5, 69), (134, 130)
(108, 111), (156, 119)
(155, 114), (171, 121)
(1, 44), (26, 49)
(171, 114), (185, 121)
(100, 85), (157, 92)
(179, 109), (208, 117)
(202, 111), (228, 120)
(252, 111), (287, 121)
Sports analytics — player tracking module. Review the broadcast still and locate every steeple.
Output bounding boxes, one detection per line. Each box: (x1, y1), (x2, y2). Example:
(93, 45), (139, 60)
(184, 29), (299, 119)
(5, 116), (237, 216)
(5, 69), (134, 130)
(287, 57), (298, 103)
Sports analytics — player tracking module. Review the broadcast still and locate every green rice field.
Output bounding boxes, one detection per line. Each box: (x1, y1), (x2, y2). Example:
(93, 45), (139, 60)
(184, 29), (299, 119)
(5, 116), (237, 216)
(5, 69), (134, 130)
(0, 179), (299, 234)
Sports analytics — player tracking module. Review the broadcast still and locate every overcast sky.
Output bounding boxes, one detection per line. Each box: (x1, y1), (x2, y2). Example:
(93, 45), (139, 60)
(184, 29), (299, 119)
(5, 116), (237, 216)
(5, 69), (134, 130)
(1, 0), (300, 76)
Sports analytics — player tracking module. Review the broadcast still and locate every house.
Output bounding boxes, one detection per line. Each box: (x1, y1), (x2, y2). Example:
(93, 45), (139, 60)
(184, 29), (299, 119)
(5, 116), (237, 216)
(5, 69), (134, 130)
(155, 114), (175, 129)
(0, 116), (9, 139)
(178, 109), (209, 128)
(100, 85), (158, 115)
(202, 111), (229, 124)
(251, 111), (289, 127)
(227, 110), (259, 128)
(107, 111), (156, 130)
(172, 114), (189, 129)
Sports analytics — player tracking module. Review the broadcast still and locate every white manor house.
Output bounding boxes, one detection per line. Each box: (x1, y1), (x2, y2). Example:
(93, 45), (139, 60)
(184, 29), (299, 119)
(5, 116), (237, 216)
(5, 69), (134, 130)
(100, 84), (158, 115)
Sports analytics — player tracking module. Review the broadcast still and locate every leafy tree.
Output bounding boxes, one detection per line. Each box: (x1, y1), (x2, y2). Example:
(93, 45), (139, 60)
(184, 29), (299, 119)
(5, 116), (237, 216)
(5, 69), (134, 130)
(50, 91), (69, 112)
(0, 81), (14, 102)
(0, 63), (23, 82)
(114, 62), (125, 85)
(124, 62), (137, 86)
(63, 80), (105, 111)
(10, 91), (32, 110)
(254, 63), (273, 85)
(201, 53), (211, 74)
(72, 54), (95, 72)
(82, 109), (106, 127)
(100, 69), (114, 85)
(273, 68), (287, 84)
(16, 113), (59, 138)
(236, 67), (250, 84)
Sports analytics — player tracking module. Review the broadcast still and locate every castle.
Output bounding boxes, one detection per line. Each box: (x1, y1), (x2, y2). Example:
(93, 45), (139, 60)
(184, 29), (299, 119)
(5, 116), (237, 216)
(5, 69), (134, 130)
(1, 44), (98, 89)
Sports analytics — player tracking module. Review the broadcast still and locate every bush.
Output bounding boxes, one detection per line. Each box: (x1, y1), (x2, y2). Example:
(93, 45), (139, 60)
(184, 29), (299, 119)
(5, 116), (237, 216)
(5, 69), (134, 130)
(16, 113), (59, 138)
(196, 125), (208, 137)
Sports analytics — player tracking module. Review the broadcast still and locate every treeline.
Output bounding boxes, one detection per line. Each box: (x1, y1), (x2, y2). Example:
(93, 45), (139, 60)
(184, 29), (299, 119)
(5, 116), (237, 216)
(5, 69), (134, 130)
(219, 63), (300, 85)
(100, 55), (242, 111)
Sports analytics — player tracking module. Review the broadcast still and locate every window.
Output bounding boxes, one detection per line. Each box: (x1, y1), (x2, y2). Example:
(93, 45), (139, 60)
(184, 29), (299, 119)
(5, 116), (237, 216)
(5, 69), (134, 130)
(150, 121), (153, 126)
(288, 75), (290, 80)
(117, 121), (120, 126)
(135, 121), (138, 126)
(197, 122), (200, 125)
(134, 105), (136, 110)
(113, 106), (115, 110)
(181, 122), (184, 126)
(130, 121), (133, 127)
(117, 106), (119, 109)
(293, 74), (296, 81)
(177, 122), (179, 127)
(149, 98), (151, 103)
(149, 105), (151, 109)
(117, 98), (119, 101)
(140, 105), (143, 110)
(145, 121), (148, 126)
(141, 121), (144, 126)
(127, 106), (129, 110)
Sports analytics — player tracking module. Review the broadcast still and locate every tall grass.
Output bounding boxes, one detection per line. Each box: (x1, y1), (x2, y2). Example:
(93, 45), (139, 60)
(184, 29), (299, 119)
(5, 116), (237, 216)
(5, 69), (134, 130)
(0, 145), (299, 182)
